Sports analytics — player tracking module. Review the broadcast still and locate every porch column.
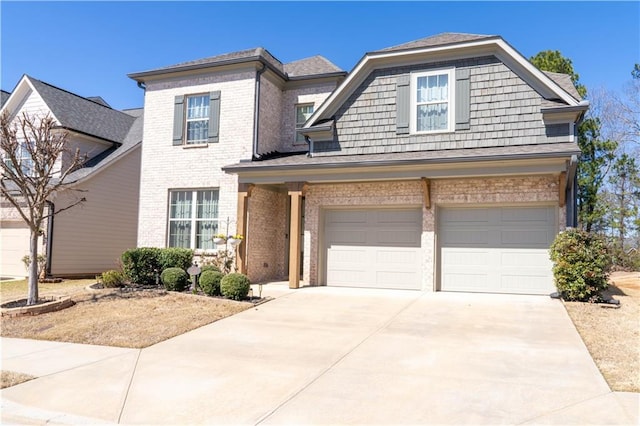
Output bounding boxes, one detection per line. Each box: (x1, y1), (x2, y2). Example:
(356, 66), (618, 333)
(288, 190), (303, 289)
(236, 184), (252, 275)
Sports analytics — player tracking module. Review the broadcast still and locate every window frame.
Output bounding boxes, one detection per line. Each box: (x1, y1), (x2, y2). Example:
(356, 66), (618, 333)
(183, 93), (210, 145)
(410, 67), (455, 134)
(167, 188), (219, 250)
(294, 103), (315, 144)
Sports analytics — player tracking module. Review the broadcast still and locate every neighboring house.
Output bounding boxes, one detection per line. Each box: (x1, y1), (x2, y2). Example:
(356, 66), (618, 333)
(0, 90), (10, 108)
(0, 75), (142, 278)
(130, 33), (585, 295)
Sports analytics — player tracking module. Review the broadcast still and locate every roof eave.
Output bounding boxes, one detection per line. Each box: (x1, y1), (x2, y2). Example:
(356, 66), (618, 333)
(223, 147), (581, 174)
(128, 56), (287, 82)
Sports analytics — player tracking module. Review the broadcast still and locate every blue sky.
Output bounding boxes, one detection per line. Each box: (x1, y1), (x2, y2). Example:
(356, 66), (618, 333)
(1, 1), (638, 110)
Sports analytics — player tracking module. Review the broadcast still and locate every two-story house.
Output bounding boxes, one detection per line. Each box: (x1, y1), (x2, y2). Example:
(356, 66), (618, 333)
(128, 49), (346, 282)
(0, 75), (142, 278)
(130, 33), (585, 296)
(221, 33), (586, 295)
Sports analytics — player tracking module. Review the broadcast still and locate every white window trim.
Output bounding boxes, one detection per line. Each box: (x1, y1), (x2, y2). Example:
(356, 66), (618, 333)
(410, 67), (455, 134)
(184, 94), (210, 145)
(294, 103), (314, 145)
(167, 188), (219, 250)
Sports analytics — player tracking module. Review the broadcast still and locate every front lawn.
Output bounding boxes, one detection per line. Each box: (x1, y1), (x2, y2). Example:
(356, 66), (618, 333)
(564, 271), (640, 392)
(1, 280), (252, 348)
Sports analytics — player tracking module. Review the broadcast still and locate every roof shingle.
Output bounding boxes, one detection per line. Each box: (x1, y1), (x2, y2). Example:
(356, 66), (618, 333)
(375, 32), (496, 53)
(284, 56), (344, 77)
(29, 77), (135, 143)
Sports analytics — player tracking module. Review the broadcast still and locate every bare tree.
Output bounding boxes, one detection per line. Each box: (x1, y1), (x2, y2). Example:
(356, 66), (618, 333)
(1, 111), (85, 305)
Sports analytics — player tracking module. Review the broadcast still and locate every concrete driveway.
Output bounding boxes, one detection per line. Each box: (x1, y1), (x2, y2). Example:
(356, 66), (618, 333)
(2, 285), (638, 425)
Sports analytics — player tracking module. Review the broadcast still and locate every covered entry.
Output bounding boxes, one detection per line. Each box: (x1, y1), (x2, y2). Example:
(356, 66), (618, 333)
(439, 206), (557, 295)
(324, 208), (422, 290)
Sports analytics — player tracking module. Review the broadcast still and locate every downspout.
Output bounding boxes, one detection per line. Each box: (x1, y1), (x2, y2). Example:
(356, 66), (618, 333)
(252, 63), (267, 159)
(567, 155), (578, 228)
(45, 201), (54, 277)
(137, 81), (146, 91)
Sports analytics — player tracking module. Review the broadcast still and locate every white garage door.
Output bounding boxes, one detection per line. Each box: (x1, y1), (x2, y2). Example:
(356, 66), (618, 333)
(439, 206), (556, 295)
(325, 208), (422, 290)
(0, 222), (31, 278)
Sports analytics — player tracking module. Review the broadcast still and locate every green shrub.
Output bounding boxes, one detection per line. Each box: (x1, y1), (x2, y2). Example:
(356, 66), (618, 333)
(121, 247), (162, 285)
(220, 273), (251, 300)
(200, 265), (221, 274)
(100, 270), (126, 288)
(549, 228), (612, 301)
(160, 267), (188, 292)
(159, 248), (193, 271)
(199, 270), (224, 296)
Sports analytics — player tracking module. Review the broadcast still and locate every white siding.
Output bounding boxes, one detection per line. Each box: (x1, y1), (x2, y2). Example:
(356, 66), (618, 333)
(50, 146), (141, 276)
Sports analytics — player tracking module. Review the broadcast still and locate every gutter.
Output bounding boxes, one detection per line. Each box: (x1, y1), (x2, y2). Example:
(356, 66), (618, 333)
(45, 201), (54, 277)
(223, 147), (582, 174)
(252, 63), (267, 158)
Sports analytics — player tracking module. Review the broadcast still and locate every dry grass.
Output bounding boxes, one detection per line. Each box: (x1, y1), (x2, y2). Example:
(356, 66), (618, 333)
(1, 281), (252, 348)
(1, 371), (35, 389)
(564, 271), (640, 392)
(0, 279), (94, 303)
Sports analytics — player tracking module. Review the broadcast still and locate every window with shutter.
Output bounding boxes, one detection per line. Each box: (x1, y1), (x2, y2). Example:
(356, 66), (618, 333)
(172, 91), (221, 146)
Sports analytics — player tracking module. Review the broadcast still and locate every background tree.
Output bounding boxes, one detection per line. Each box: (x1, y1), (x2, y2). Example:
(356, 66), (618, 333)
(0, 112), (85, 305)
(606, 154), (640, 265)
(530, 50), (617, 232)
(530, 50), (587, 97)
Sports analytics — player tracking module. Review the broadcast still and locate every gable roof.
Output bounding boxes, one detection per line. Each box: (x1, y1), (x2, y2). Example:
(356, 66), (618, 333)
(305, 33), (585, 128)
(129, 48), (345, 82)
(27, 77), (135, 144)
(0, 90), (10, 107)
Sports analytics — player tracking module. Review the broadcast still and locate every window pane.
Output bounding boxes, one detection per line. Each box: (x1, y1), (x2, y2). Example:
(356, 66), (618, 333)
(187, 95), (209, 119)
(296, 105), (314, 125)
(169, 221), (191, 248)
(417, 74), (448, 103)
(186, 120), (209, 144)
(196, 220), (218, 250)
(295, 105), (314, 143)
(197, 190), (218, 219)
(416, 103), (448, 131)
(416, 77), (428, 103)
(170, 191), (192, 219)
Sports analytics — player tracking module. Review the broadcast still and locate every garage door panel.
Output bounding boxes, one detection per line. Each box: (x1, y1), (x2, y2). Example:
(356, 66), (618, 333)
(441, 208), (490, 224)
(500, 229), (552, 247)
(325, 209), (422, 290)
(327, 229), (367, 245)
(442, 249), (490, 266)
(500, 274), (552, 292)
(376, 271), (421, 290)
(440, 206), (556, 295)
(500, 206), (554, 223)
(443, 273), (490, 290)
(375, 209), (422, 224)
(376, 230), (420, 246)
(326, 210), (368, 226)
(440, 229), (490, 246)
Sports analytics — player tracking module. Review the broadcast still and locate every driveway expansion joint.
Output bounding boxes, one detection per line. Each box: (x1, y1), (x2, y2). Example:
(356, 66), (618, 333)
(254, 292), (424, 425)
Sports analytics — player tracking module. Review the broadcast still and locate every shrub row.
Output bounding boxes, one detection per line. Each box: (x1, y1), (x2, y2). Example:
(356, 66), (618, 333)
(121, 247), (193, 285)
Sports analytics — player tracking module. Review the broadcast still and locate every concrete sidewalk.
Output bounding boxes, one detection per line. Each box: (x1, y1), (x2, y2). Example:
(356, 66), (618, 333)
(2, 286), (638, 425)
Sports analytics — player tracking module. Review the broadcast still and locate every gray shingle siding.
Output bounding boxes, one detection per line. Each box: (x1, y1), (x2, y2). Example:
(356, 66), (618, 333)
(313, 56), (568, 156)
